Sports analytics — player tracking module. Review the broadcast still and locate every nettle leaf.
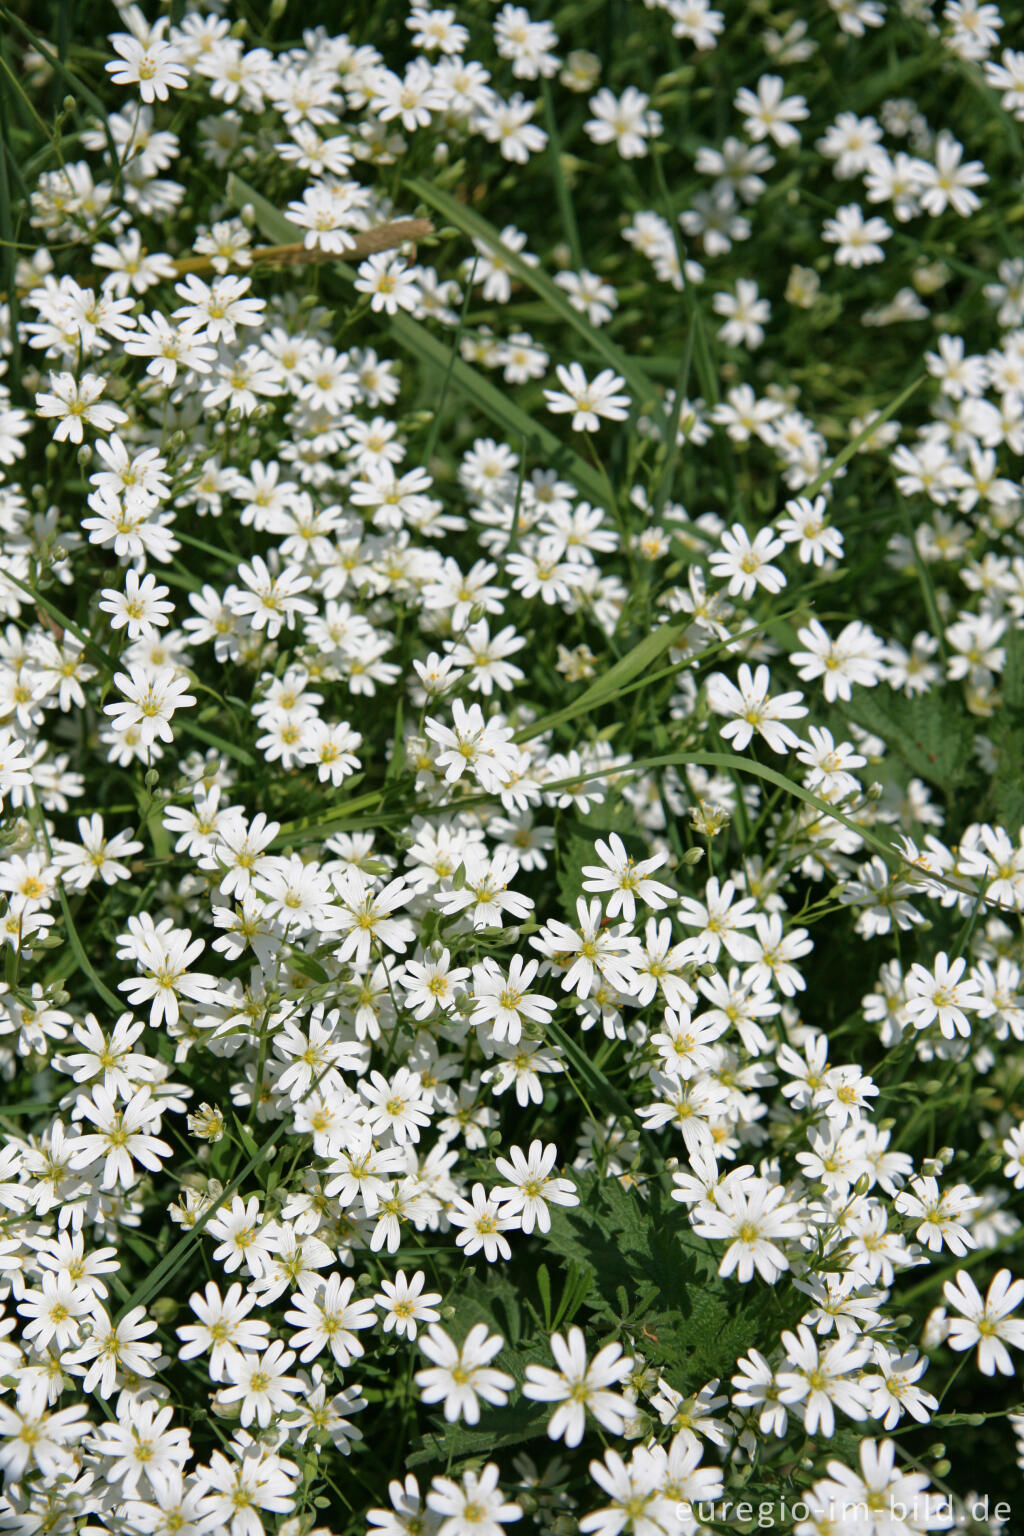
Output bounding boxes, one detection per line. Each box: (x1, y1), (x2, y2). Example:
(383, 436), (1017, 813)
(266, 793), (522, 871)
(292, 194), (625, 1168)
(543, 1173), (759, 1384)
(991, 723), (1024, 836)
(407, 1398), (551, 1469)
(456, 1270), (523, 1351)
(846, 687), (975, 791)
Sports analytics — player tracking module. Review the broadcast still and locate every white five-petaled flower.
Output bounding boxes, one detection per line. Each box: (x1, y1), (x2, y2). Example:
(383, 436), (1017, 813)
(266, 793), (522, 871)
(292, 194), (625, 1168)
(691, 1176), (806, 1282)
(415, 1322), (514, 1423)
(734, 73), (809, 147)
(492, 1141), (579, 1233)
(374, 1270), (443, 1341)
(580, 832), (676, 922)
(708, 523), (787, 600)
(105, 26), (188, 102)
(943, 1269), (1024, 1375)
(705, 663), (807, 753)
(522, 1326), (635, 1445)
(426, 698), (520, 793)
(218, 1340), (303, 1427)
(543, 363), (630, 431)
(904, 951), (982, 1038)
(470, 954), (555, 1044)
(426, 1463), (523, 1536)
(35, 372), (128, 444)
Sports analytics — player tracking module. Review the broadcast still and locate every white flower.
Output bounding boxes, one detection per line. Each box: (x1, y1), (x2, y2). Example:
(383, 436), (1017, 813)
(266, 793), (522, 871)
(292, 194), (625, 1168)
(543, 363), (630, 431)
(522, 1326), (634, 1445)
(943, 1269), (1024, 1374)
(35, 372), (128, 443)
(492, 1141), (579, 1233)
(51, 814), (142, 889)
(176, 1282), (271, 1381)
(374, 1270), (443, 1340)
(415, 1323), (514, 1423)
(585, 86), (661, 158)
(448, 1182), (515, 1260)
(708, 524), (787, 599)
(355, 253), (423, 314)
(283, 1274), (377, 1366)
(98, 570), (174, 640)
(106, 27), (188, 102)
(427, 1464), (522, 1536)
(68, 1084), (171, 1190)
(104, 665), (196, 749)
(706, 663), (807, 753)
(733, 74), (809, 146)
(776, 1324), (873, 1436)
(822, 203), (892, 265)
(425, 700), (520, 792)
(580, 832), (676, 922)
(712, 279), (771, 348)
(471, 954), (555, 1043)
(692, 1177), (806, 1282)
(904, 951), (982, 1038)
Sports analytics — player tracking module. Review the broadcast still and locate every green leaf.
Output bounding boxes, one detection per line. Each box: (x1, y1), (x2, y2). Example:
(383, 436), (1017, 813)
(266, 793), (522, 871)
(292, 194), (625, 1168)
(991, 724), (1024, 835)
(457, 1270), (523, 1350)
(517, 614), (693, 743)
(536, 1263), (553, 1330)
(542, 1174), (762, 1383)
(57, 888), (125, 1014)
(286, 946), (330, 985)
(407, 1400), (550, 1469)
(846, 688), (974, 791)
(1002, 628), (1024, 713)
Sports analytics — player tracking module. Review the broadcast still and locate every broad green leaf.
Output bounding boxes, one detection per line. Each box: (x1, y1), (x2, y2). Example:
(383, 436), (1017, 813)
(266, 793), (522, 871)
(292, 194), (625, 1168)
(847, 688), (974, 791)
(407, 1400), (550, 1469)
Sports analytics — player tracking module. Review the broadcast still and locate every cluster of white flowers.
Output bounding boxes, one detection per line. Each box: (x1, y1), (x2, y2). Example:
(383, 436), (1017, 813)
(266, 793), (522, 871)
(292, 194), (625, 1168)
(2, 0), (1024, 1531)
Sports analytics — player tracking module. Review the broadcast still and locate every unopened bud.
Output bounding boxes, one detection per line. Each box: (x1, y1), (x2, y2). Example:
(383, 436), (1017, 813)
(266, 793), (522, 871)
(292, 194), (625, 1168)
(681, 846), (704, 865)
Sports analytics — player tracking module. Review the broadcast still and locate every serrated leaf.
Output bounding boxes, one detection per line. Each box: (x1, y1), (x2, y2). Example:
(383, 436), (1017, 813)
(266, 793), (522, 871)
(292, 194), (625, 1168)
(407, 1399), (550, 1469)
(540, 1172), (758, 1383)
(847, 688), (974, 791)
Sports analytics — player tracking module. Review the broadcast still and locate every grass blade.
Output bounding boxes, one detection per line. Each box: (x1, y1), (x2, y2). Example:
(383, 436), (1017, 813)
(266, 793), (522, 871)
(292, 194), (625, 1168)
(405, 176), (664, 417)
(227, 173), (615, 510)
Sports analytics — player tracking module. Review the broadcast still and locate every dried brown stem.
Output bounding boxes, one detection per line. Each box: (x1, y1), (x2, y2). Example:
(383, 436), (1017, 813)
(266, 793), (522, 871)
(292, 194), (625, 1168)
(5, 218), (435, 298)
(169, 218), (435, 277)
